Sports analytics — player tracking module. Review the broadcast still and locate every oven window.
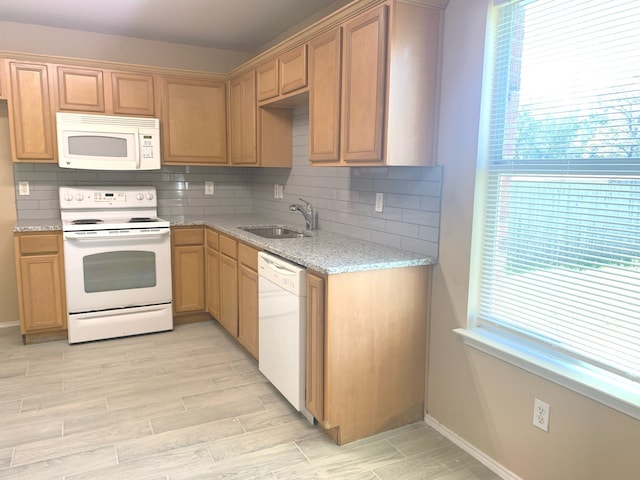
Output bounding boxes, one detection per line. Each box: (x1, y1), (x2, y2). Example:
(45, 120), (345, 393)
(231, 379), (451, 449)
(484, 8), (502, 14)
(68, 135), (128, 157)
(83, 251), (156, 293)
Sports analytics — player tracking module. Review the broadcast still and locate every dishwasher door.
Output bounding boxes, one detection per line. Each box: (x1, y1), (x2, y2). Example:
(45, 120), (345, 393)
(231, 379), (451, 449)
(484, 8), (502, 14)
(257, 252), (311, 421)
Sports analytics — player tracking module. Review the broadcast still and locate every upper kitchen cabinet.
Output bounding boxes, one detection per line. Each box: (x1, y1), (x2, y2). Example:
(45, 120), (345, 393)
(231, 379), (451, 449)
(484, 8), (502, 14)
(308, 29), (342, 162)
(110, 71), (155, 116)
(56, 66), (105, 112)
(257, 44), (308, 105)
(229, 70), (257, 165)
(309, 0), (444, 166)
(56, 66), (156, 115)
(7, 61), (56, 162)
(229, 70), (293, 168)
(0, 60), (7, 99)
(160, 75), (227, 165)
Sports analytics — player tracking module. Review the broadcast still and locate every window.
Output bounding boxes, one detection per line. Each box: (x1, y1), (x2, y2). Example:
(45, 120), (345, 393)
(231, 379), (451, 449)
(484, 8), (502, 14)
(459, 0), (640, 417)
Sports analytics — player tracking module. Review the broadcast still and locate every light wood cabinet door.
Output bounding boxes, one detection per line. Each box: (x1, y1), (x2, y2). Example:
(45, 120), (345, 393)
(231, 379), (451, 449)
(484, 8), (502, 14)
(279, 44), (307, 95)
(308, 28), (342, 163)
(256, 59), (278, 102)
(219, 252), (239, 336)
(14, 233), (66, 336)
(161, 76), (227, 164)
(172, 245), (205, 313)
(238, 243), (260, 359)
(8, 61), (56, 162)
(111, 71), (155, 116)
(341, 5), (388, 164)
(228, 70), (257, 165)
(306, 272), (325, 422)
(172, 227), (205, 314)
(205, 229), (220, 319)
(56, 66), (105, 112)
(238, 263), (259, 359)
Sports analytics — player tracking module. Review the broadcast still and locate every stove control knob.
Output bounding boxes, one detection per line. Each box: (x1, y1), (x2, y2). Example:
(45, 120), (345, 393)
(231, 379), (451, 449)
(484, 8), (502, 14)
(146, 193), (154, 200)
(136, 193), (144, 201)
(75, 193), (84, 201)
(64, 192), (73, 202)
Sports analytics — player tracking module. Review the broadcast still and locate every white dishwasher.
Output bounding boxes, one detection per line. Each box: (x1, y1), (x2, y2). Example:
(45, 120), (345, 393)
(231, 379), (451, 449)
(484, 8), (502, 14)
(258, 252), (312, 423)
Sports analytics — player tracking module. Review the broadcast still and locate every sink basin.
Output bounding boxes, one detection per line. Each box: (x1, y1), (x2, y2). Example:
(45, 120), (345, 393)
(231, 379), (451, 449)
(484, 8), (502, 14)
(240, 226), (310, 239)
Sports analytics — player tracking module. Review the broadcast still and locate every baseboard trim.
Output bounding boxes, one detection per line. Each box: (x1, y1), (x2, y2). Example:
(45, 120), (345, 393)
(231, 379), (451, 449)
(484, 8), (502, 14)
(424, 414), (522, 480)
(0, 322), (20, 337)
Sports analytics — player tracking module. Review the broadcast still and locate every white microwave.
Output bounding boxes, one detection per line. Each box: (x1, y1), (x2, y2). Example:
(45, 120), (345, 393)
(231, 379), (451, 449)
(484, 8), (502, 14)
(56, 112), (161, 170)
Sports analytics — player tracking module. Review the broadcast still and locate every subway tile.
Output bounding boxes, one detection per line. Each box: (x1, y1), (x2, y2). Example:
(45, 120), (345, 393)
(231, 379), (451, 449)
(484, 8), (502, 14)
(419, 226), (440, 243)
(401, 210), (440, 228)
(385, 220), (420, 238)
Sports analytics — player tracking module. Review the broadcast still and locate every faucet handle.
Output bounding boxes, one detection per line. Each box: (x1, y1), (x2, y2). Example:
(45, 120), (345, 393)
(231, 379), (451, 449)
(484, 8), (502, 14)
(298, 198), (312, 212)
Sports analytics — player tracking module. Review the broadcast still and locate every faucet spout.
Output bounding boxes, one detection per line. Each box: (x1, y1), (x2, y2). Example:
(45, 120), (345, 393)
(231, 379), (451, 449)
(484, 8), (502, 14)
(289, 198), (315, 230)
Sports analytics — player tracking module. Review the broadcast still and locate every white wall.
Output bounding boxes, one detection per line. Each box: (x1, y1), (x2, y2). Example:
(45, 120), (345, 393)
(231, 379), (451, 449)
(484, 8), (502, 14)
(0, 20), (250, 73)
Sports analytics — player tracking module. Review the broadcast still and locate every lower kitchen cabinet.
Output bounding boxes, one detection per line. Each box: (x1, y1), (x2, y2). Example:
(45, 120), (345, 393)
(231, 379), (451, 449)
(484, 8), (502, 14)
(205, 228), (220, 319)
(171, 226), (205, 315)
(306, 265), (431, 445)
(206, 230), (260, 360)
(218, 233), (239, 336)
(14, 232), (67, 341)
(237, 243), (260, 359)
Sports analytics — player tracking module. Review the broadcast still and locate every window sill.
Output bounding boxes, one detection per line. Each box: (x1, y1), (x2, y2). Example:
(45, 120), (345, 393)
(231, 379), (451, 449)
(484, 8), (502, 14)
(454, 326), (640, 421)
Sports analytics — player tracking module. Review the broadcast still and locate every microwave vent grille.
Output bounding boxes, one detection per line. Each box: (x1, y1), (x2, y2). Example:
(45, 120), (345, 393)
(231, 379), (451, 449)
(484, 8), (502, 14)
(56, 112), (159, 129)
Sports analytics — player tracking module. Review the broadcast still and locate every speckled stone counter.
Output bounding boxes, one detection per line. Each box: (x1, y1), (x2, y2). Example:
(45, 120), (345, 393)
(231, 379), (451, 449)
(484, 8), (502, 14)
(14, 215), (436, 274)
(170, 214), (436, 274)
(13, 220), (63, 233)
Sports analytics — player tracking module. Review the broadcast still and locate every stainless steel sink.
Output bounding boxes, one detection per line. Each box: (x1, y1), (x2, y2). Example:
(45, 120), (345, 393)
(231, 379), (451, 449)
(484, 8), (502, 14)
(239, 226), (310, 239)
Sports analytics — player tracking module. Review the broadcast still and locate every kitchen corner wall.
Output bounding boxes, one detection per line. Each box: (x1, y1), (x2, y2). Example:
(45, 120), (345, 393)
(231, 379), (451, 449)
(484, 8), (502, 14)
(13, 107), (442, 258)
(249, 107), (442, 257)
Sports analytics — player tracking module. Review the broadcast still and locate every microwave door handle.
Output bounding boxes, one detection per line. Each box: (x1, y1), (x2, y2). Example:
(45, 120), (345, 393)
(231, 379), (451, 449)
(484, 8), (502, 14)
(135, 133), (141, 169)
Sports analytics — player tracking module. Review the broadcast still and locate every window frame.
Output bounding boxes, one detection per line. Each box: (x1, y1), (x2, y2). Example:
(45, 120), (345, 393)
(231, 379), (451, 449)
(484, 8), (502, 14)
(457, 0), (640, 420)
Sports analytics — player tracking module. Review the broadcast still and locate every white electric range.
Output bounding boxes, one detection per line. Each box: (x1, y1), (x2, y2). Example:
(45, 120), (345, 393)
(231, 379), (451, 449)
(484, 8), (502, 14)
(59, 186), (173, 344)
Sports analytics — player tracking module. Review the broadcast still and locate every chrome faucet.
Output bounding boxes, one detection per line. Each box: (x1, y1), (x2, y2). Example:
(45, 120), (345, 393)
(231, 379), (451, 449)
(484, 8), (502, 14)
(289, 198), (315, 230)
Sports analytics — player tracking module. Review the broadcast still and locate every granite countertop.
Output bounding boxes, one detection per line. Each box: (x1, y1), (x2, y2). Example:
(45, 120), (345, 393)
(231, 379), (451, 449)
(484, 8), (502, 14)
(172, 214), (436, 274)
(14, 214), (436, 274)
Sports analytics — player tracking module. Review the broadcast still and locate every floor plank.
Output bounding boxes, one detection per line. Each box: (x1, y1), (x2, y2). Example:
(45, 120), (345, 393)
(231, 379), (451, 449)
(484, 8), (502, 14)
(0, 321), (500, 479)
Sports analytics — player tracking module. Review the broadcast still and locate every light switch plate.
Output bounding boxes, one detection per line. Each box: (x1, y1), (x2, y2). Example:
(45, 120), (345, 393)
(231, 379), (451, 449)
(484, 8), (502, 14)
(375, 193), (384, 212)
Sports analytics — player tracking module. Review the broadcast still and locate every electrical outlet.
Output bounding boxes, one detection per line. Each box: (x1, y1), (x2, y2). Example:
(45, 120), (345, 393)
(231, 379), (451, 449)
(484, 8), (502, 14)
(18, 181), (30, 196)
(274, 184), (284, 199)
(205, 181), (214, 195)
(375, 193), (384, 212)
(533, 398), (550, 432)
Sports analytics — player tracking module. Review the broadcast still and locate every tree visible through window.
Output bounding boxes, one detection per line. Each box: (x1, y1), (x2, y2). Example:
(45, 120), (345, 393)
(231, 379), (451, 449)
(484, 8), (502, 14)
(477, 0), (640, 382)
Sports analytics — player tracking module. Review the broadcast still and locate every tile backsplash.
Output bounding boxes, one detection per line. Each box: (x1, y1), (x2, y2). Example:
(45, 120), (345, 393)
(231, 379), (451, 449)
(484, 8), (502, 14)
(13, 107), (441, 257)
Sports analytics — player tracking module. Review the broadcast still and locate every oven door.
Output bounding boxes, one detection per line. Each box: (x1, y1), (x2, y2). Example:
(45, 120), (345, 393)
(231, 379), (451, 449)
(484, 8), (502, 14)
(63, 228), (171, 313)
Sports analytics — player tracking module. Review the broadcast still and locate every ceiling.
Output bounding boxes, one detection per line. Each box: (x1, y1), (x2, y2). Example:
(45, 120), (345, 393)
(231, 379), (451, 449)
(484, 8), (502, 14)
(0, 0), (350, 53)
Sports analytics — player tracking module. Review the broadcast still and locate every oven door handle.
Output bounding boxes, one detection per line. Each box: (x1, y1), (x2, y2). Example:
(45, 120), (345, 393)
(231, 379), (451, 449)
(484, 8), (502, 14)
(63, 229), (170, 240)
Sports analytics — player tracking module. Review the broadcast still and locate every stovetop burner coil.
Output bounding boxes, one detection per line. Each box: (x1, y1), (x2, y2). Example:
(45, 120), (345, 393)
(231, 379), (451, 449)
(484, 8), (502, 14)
(71, 219), (104, 225)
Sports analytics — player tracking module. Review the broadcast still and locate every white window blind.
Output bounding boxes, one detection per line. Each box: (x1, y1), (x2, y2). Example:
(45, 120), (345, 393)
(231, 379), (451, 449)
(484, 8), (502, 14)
(477, 0), (640, 383)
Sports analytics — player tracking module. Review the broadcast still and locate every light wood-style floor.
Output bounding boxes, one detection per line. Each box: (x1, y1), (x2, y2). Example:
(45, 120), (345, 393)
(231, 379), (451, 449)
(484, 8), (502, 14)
(0, 321), (500, 480)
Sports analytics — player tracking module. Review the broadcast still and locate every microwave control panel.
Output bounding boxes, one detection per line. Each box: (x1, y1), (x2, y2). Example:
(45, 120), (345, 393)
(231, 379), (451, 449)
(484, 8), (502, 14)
(141, 135), (156, 160)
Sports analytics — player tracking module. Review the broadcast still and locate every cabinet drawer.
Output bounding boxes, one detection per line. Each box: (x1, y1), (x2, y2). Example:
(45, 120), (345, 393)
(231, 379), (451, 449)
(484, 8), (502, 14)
(205, 228), (219, 250)
(219, 234), (237, 259)
(18, 234), (60, 255)
(172, 227), (203, 246)
(238, 243), (259, 271)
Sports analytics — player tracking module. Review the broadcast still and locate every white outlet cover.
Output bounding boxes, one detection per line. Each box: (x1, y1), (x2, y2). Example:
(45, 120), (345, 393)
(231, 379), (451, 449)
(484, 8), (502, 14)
(533, 398), (550, 432)
(205, 181), (214, 195)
